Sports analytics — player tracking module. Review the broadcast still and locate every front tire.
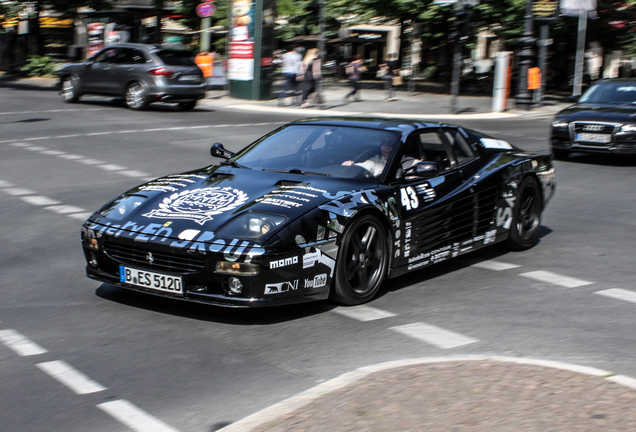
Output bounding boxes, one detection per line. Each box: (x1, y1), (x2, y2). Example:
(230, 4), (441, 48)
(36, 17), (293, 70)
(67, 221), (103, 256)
(504, 176), (542, 251)
(125, 82), (148, 110)
(331, 215), (388, 305)
(61, 77), (80, 103)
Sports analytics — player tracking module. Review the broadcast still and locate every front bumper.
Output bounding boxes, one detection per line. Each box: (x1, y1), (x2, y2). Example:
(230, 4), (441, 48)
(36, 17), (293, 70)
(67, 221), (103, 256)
(551, 124), (636, 155)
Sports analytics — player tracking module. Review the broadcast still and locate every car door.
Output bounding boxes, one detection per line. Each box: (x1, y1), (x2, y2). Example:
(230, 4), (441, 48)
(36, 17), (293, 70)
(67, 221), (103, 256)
(82, 47), (118, 94)
(390, 129), (475, 271)
(112, 48), (147, 95)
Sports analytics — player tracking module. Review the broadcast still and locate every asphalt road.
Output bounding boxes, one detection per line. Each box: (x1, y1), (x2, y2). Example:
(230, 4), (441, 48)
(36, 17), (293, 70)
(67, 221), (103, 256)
(1, 86), (636, 432)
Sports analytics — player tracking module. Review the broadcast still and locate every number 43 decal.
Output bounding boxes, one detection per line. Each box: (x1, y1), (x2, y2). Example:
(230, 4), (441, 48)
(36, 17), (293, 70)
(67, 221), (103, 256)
(400, 186), (419, 210)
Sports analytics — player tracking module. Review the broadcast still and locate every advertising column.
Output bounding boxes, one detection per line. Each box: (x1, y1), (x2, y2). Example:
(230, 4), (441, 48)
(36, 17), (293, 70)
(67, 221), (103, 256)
(228, 0), (275, 100)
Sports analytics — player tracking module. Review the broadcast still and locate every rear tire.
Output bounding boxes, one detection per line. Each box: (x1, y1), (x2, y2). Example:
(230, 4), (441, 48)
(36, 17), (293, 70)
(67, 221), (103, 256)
(503, 176), (542, 251)
(178, 101), (197, 111)
(61, 77), (80, 103)
(331, 215), (388, 305)
(125, 82), (148, 110)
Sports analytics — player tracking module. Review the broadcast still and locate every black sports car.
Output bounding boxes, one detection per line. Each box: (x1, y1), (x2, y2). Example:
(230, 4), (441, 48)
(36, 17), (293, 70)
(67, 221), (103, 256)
(551, 78), (636, 158)
(81, 118), (555, 307)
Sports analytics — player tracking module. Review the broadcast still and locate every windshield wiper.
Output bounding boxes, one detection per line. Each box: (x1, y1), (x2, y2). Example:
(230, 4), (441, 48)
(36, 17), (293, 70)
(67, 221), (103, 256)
(263, 168), (331, 176)
(220, 160), (251, 169)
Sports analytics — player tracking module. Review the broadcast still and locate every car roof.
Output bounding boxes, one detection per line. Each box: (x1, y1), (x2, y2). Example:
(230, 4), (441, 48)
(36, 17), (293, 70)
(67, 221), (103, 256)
(105, 43), (158, 51)
(290, 117), (451, 132)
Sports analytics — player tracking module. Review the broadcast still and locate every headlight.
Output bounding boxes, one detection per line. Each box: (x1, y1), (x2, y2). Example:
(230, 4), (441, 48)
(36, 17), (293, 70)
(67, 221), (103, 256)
(551, 120), (569, 128)
(216, 212), (287, 239)
(98, 194), (147, 221)
(215, 262), (260, 276)
(621, 124), (636, 132)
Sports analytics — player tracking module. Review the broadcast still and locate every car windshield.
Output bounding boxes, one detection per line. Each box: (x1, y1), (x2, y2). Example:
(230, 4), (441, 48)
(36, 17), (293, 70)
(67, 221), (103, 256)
(155, 50), (197, 66)
(229, 125), (399, 181)
(579, 81), (636, 104)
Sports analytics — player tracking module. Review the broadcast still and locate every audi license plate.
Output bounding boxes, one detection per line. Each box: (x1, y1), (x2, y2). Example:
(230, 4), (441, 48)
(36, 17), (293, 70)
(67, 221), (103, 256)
(178, 75), (198, 82)
(576, 133), (611, 143)
(120, 266), (183, 295)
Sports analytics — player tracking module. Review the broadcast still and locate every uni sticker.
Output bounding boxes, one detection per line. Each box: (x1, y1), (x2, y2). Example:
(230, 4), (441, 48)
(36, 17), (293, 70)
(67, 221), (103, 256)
(143, 187), (249, 225)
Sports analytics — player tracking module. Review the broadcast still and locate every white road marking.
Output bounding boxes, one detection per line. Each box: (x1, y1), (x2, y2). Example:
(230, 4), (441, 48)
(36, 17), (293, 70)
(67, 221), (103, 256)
(8, 142), (31, 147)
(471, 260), (521, 271)
(520, 270), (592, 288)
(0, 108), (108, 116)
(3, 187), (35, 196)
(67, 212), (93, 220)
(21, 196), (61, 206)
(389, 322), (478, 349)
(24, 145), (48, 151)
(0, 329), (48, 356)
(36, 360), (107, 395)
(46, 204), (87, 214)
(0, 180), (14, 187)
(330, 305), (397, 321)
(595, 288), (636, 304)
(119, 170), (151, 178)
(40, 150), (66, 156)
(78, 158), (105, 165)
(98, 400), (180, 432)
(57, 154), (84, 160)
(99, 164), (126, 171)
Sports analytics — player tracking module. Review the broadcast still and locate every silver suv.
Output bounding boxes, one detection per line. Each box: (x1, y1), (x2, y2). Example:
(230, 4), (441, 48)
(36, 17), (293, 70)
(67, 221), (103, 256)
(58, 43), (206, 111)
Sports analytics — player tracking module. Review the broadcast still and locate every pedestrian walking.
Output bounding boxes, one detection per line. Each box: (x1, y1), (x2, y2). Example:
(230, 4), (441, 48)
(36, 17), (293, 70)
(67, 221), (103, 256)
(300, 48), (321, 108)
(380, 52), (400, 101)
(343, 54), (365, 102)
(278, 46), (303, 106)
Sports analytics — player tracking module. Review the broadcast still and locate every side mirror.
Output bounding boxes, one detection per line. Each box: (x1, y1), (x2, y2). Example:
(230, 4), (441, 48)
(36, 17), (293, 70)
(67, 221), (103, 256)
(210, 142), (234, 159)
(569, 94), (581, 103)
(404, 161), (441, 179)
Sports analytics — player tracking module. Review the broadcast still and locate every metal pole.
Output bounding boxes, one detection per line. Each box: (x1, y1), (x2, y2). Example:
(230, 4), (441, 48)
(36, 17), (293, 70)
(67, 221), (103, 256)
(200, 17), (210, 52)
(316, 0), (325, 105)
(537, 24), (548, 106)
(514, 0), (535, 110)
(450, 40), (461, 113)
(572, 8), (587, 96)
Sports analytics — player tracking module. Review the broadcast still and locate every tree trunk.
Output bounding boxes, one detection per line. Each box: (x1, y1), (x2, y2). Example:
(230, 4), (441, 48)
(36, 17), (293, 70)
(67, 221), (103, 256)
(154, 0), (164, 45)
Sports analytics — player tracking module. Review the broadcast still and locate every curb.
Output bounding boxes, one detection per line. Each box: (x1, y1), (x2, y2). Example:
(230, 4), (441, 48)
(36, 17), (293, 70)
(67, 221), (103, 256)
(217, 355), (636, 432)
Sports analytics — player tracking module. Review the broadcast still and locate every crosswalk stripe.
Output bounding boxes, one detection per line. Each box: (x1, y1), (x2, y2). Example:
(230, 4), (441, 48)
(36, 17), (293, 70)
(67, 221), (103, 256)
(37, 360), (107, 394)
(595, 288), (636, 304)
(389, 322), (478, 349)
(471, 260), (520, 271)
(520, 270), (592, 288)
(330, 305), (397, 321)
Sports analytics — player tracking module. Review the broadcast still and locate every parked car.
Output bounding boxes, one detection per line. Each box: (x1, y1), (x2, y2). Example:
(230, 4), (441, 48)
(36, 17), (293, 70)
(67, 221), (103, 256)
(58, 43), (206, 111)
(551, 78), (636, 158)
(81, 117), (555, 308)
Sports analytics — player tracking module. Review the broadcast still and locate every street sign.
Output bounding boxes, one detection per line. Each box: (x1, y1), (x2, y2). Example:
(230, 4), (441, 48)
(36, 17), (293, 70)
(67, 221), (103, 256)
(196, 3), (216, 18)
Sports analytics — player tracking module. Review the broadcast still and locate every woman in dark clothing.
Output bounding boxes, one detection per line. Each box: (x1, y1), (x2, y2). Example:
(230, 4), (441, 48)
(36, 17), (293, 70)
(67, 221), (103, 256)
(300, 48), (320, 108)
(344, 54), (365, 102)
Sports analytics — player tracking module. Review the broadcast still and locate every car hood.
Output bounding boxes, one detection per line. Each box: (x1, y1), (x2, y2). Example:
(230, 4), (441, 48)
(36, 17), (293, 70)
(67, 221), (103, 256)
(88, 165), (374, 241)
(555, 104), (636, 123)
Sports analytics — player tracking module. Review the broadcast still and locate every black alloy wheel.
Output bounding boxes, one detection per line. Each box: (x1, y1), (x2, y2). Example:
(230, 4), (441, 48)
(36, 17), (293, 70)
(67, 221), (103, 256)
(504, 176), (542, 251)
(332, 215), (388, 305)
(61, 77), (80, 103)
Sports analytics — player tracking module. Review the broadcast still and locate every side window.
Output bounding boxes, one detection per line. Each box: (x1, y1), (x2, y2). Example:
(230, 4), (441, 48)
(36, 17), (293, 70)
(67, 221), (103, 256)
(407, 131), (452, 171)
(117, 49), (146, 65)
(132, 49), (146, 64)
(444, 128), (477, 166)
(94, 48), (118, 63)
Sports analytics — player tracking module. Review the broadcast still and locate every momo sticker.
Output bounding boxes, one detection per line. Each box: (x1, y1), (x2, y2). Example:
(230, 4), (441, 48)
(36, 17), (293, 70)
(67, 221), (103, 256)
(143, 187), (248, 225)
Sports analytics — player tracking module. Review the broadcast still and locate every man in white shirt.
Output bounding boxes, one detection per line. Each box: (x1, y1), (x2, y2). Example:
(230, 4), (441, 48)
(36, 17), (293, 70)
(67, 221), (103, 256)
(278, 46), (303, 105)
(342, 135), (422, 179)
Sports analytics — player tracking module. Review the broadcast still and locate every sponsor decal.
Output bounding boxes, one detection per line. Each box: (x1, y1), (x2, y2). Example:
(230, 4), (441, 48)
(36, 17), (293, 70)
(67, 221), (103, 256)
(264, 280), (299, 295)
(480, 138), (513, 149)
(143, 187), (248, 225)
(484, 229), (497, 244)
(400, 186), (419, 210)
(303, 250), (336, 277)
(496, 192), (516, 230)
(305, 273), (327, 289)
(270, 256), (298, 269)
(408, 260), (430, 271)
(415, 183), (436, 203)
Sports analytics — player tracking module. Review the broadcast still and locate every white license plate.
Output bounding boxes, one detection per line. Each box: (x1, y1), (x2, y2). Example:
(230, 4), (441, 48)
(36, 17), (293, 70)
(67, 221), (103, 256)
(576, 133), (611, 143)
(120, 266), (183, 295)
(178, 75), (198, 82)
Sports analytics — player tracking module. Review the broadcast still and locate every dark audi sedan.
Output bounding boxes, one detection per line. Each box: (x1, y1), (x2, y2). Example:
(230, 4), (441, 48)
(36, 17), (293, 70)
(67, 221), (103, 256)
(551, 79), (636, 158)
(58, 43), (206, 110)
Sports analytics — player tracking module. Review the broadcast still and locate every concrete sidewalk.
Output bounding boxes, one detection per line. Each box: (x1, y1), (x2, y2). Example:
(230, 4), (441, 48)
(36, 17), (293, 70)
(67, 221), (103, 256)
(219, 356), (636, 432)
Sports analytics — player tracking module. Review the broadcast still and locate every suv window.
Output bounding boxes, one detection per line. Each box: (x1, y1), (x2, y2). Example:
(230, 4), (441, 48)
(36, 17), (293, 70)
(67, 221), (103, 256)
(155, 50), (197, 66)
(116, 48), (146, 65)
(93, 48), (118, 63)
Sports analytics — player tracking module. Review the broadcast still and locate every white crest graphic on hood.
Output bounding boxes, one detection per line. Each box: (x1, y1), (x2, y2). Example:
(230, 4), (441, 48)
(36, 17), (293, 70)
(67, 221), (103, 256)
(143, 187), (249, 225)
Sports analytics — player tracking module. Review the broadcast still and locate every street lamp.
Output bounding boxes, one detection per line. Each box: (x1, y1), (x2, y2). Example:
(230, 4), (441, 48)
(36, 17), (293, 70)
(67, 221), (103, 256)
(514, 0), (535, 110)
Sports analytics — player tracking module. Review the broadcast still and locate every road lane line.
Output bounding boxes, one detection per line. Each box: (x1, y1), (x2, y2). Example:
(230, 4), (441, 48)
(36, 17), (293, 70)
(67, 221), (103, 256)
(46, 204), (87, 215)
(595, 288), (636, 304)
(520, 270), (592, 288)
(57, 154), (84, 160)
(98, 400), (180, 432)
(8, 142), (31, 147)
(330, 305), (397, 321)
(389, 322), (478, 349)
(24, 145), (48, 151)
(471, 260), (521, 271)
(0, 329), (48, 356)
(67, 212), (93, 220)
(3, 187), (35, 196)
(78, 158), (105, 165)
(40, 150), (66, 156)
(99, 164), (127, 171)
(0, 180), (14, 187)
(36, 360), (107, 394)
(119, 170), (151, 178)
(20, 196), (61, 206)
